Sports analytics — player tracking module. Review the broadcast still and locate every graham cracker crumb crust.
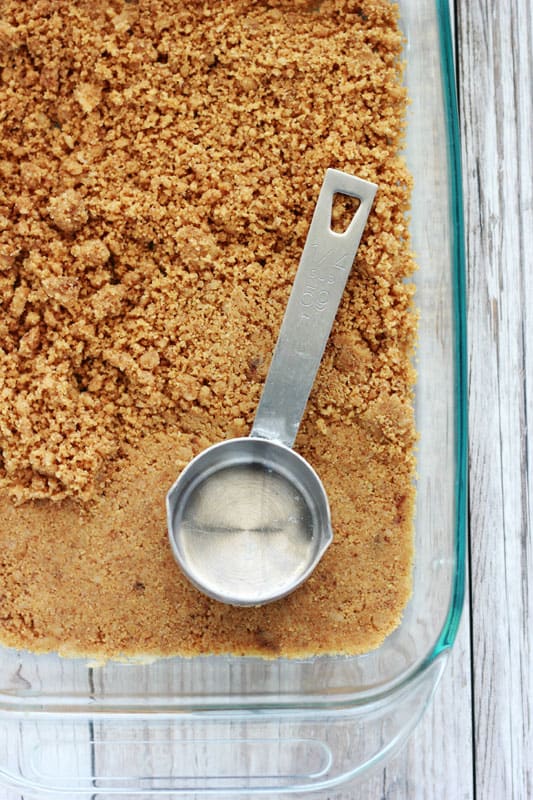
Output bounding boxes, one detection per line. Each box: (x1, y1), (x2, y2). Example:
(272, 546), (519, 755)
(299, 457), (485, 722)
(0, 0), (417, 658)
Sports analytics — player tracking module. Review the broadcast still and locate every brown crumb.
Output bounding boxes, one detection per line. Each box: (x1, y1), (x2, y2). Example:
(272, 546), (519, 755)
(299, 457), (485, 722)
(48, 190), (89, 234)
(74, 82), (102, 114)
(0, 0), (416, 660)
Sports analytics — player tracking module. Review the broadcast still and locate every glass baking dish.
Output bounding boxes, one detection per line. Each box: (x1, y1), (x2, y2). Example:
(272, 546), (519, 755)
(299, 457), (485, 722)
(0, 0), (466, 795)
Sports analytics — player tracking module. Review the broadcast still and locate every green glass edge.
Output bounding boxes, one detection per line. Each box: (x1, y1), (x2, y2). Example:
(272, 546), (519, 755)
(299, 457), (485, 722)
(433, 0), (468, 654)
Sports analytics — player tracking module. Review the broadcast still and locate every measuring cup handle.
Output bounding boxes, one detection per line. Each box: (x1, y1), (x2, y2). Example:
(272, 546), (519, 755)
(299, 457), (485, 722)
(251, 169), (377, 448)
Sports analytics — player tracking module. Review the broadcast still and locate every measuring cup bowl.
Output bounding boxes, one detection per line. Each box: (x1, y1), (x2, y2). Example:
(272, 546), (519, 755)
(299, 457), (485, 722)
(166, 437), (333, 606)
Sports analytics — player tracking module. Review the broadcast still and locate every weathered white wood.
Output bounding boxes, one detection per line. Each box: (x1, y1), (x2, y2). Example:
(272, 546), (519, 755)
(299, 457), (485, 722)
(458, 2), (533, 800)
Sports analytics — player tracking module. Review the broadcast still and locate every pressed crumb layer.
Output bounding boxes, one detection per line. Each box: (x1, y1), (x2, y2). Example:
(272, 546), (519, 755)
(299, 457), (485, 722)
(0, 0), (417, 658)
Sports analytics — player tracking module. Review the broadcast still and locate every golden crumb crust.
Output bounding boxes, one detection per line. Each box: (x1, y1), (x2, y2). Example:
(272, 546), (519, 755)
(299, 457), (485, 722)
(0, 0), (417, 658)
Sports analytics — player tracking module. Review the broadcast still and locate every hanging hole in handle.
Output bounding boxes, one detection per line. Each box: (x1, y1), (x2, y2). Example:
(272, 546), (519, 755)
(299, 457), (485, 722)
(329, 192), (361, 234)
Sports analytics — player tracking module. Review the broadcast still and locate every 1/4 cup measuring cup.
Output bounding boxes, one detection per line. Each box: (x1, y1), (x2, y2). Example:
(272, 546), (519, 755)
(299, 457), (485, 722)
(167, 169), (376, 606)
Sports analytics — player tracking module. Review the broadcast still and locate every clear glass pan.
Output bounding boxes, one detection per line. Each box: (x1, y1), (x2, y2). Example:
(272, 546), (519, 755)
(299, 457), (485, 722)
(0, 0), (466, 794)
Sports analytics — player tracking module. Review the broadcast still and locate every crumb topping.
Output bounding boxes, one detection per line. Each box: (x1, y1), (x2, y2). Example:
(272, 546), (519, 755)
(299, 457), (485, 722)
(0, 0), (417, 659)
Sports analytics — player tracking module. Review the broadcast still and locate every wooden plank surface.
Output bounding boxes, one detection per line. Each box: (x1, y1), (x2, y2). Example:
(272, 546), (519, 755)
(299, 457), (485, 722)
(457, 1), (533, 799)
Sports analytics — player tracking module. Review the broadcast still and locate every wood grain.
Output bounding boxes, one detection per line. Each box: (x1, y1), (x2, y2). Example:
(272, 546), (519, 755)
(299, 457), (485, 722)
(457, 1), (533, 799)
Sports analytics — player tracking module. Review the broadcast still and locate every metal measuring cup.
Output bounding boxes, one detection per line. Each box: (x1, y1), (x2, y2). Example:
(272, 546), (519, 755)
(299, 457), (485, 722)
(167, 169), (376, 606)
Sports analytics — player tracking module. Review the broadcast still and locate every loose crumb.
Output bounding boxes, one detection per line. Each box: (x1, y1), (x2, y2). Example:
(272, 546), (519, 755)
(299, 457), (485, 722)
(0, 0), (417, 659)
